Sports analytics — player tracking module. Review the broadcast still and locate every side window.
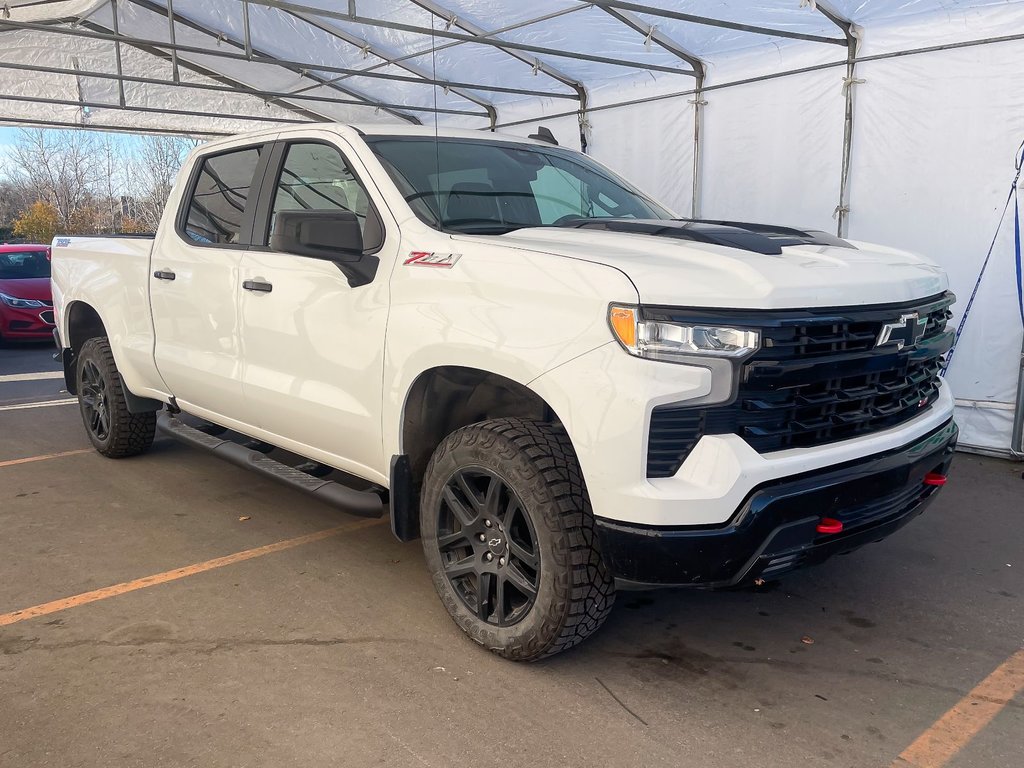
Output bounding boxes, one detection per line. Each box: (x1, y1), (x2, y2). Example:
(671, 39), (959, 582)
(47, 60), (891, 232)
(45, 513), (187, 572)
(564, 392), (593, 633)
(268, 142), (382, 251)
(183, 146), (262, 245)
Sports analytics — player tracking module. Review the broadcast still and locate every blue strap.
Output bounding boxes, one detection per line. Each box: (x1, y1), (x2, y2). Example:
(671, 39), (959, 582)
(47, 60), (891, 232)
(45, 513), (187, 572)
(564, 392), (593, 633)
(943, 139), (1024, 375)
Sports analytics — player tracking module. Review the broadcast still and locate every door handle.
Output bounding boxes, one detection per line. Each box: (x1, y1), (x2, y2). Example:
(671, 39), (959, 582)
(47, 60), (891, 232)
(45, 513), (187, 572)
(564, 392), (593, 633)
(242, 279), (273, 293)
(153, 269), (176, 281)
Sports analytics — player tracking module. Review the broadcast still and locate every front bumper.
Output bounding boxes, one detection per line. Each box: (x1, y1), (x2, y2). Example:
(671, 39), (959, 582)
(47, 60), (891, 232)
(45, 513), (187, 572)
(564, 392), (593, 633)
(596, 419), (957, 588)
(0, 304), (55, 339)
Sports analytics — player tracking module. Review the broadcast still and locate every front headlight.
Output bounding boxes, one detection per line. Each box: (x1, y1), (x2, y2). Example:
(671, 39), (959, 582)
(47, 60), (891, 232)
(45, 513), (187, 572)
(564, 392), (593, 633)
(0, 292), (46, 309)
(609, 305), (760, 362)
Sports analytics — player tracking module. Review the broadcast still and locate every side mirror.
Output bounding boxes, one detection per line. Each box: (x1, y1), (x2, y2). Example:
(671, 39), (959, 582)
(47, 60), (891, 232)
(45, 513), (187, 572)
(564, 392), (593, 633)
(270, 210), (379, 287)
(270, 210), (363, 262)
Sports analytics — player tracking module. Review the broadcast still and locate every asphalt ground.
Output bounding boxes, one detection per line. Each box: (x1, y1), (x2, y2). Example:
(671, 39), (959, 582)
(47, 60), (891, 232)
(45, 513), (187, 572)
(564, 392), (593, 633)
(1, 342), (1021, 768)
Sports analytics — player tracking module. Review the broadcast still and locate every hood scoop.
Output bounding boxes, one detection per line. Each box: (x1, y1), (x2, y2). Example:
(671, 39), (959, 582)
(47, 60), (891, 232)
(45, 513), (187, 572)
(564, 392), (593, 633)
(560, 218), (856, 256)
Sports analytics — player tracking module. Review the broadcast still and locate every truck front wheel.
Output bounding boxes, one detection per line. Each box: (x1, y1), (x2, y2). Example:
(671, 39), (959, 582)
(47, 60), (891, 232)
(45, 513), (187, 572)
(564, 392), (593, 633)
(420, 418), (615, 661)
(76, 337), (156, 458)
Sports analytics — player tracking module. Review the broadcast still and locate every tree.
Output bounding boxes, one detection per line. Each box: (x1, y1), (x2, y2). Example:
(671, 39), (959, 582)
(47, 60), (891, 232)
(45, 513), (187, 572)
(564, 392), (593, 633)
(9, 129), (102, 232)
(0, 181), (32, 240)
(12, 200), (60, 244)
(126, 135), (196, 230)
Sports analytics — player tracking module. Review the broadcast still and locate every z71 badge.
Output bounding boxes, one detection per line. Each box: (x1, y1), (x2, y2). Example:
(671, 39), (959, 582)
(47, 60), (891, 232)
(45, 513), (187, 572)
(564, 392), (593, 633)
(403, 251), (462, 268)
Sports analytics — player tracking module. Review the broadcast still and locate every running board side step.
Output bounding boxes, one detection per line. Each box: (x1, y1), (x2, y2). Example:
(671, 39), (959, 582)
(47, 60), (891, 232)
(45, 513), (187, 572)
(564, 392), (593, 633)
(157, 413), (383, 519)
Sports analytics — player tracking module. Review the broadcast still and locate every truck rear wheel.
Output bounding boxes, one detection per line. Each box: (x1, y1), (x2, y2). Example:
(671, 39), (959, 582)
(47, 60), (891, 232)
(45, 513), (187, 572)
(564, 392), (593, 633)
(76, 337), (156, 458)
(420, 418), (615, 661)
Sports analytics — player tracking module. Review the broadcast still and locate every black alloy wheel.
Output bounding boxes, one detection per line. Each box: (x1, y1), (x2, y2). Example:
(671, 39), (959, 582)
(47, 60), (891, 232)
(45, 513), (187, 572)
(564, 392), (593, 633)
(420, 418), (615, 661)
(79, 357), (111, 441)
(436, 467), (540, 627)
(75, 337), (156, 458)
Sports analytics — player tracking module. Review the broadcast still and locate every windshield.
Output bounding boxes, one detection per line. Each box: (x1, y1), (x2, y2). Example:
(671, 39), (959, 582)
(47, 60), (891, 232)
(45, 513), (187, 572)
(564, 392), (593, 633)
(367, 137), (672, 234)
(0, 250), (50, 279)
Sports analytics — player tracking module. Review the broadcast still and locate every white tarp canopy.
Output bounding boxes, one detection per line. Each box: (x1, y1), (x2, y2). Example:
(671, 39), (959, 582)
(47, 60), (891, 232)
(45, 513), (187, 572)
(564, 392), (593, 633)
(3, 0), (1023, 456)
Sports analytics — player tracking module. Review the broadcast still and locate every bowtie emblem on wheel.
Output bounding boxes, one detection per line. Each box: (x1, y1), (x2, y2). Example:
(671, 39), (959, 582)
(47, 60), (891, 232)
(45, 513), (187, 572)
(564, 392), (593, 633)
(876, 312), (928, 350)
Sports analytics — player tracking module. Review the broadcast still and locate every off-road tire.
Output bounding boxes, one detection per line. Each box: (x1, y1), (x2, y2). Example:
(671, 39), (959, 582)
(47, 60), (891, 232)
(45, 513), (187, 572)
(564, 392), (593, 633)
(421, 418), (615, 661)
(76, 337), (156, 458)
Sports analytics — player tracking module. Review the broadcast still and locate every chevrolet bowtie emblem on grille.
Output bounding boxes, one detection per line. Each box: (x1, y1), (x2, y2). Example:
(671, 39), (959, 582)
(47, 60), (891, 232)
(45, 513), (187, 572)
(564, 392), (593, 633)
(876, 312), (927, 350)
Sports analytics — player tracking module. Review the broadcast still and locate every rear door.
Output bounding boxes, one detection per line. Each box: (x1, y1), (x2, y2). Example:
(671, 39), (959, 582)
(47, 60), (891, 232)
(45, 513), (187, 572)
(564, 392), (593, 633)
(236, 135), (394, 482)
(151, 141), (272, 422)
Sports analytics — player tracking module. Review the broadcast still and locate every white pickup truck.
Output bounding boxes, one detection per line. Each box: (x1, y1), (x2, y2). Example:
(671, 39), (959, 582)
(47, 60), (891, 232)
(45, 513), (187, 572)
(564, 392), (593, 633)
(51, 123), (957, 660)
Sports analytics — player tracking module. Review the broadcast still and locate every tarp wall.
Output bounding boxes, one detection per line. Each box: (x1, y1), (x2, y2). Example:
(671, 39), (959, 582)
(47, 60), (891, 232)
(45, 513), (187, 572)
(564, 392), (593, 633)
(497, 3), (1024, 456)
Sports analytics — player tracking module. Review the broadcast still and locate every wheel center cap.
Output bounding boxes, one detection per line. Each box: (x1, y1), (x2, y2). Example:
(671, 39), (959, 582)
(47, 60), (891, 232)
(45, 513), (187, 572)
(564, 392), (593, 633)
(485, 534), (506, 556)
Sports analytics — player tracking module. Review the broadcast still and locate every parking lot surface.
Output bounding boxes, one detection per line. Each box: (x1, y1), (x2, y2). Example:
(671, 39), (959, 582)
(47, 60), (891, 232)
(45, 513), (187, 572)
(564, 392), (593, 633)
(1, 343), (1021, 767)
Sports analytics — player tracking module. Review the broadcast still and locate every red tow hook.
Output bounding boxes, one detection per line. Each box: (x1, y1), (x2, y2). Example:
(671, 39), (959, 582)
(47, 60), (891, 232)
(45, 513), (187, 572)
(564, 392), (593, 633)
(816, 517), (844, 535)
(923, 472), (947, 486)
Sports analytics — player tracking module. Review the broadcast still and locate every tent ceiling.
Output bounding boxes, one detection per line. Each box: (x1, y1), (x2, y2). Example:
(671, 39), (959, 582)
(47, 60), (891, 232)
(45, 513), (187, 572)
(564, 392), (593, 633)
(0, 1), (1016, 136)
(0, 0), (867, 135)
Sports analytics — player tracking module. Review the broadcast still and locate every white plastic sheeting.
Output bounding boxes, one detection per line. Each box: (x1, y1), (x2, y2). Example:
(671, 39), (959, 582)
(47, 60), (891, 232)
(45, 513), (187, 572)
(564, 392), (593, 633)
(3, 0), (1023, 454)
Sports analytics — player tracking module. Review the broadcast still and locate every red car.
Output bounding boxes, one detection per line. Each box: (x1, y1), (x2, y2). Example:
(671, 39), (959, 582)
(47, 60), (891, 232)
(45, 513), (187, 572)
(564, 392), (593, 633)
(0, 244), (55, 342)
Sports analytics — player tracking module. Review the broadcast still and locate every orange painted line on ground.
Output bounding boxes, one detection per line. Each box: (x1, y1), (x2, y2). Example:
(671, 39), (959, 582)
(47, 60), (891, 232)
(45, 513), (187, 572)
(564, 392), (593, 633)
(0, 518), (385, 627)
(892, 648), (1024, 768)
(0, 448), (93, 469)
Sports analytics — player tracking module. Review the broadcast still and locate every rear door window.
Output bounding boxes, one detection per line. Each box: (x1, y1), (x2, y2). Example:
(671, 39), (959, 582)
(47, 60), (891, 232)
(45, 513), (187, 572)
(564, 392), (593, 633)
(182, 146), (263, 245)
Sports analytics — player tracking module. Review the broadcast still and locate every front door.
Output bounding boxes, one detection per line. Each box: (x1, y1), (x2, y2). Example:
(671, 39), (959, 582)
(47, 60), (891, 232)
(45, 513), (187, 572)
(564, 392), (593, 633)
(151, 142), (270, 422)
(237, 138), (393, 483)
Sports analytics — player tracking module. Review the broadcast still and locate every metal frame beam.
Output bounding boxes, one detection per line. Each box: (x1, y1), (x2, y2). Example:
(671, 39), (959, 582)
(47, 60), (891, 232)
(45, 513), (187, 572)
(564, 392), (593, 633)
(0, 57), (488, 118)
(493, 29), (1024, 131)
(79, 18), (350, 124)
(0, 17), (491, 122)
(406, 0), (592, 151)
(245, 0), (697, 77)
(277, 8), (498, 129)
(0, 17), (570, 105)
(303, 4), (588, 102)
(0, 90), (311, 124)
(125, 0), (421, 124)
(581, 1), (847, 47)
(0, 113), (229, 137)
(594, 4), (705, 215)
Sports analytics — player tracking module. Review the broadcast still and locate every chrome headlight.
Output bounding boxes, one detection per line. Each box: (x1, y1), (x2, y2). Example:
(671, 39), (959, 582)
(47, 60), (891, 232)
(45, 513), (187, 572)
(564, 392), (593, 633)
(609, 305), (760, 362)
(0, 292), (46, 309)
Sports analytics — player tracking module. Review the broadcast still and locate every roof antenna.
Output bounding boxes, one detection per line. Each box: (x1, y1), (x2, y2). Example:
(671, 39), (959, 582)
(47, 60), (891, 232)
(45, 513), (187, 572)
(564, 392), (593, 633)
(528, 126), (558, 146)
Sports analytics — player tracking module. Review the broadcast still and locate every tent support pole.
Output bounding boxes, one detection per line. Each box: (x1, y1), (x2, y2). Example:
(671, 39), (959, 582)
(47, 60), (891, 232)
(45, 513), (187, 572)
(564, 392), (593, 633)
(242, 0), (252, 59)
(691, 72), (706, 218)
(166, 0), (179, 83)
(593, 3), (705, 207)
(109, 0), (126, 107)
(1013, 338), (1024, 459)
(814, 2), (859, 237)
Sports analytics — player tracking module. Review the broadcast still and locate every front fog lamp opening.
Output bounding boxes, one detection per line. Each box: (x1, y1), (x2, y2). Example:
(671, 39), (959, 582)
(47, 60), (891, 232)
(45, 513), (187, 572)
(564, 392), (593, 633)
(609, 305), (760, 361)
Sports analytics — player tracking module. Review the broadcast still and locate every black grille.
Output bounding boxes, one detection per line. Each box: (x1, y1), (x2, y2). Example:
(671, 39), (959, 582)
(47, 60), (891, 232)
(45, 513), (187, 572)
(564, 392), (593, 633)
(646, 293), (954, 478)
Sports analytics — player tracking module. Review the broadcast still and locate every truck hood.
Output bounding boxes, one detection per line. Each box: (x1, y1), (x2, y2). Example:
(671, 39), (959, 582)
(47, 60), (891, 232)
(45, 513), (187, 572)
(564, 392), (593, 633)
(479, 227), (947, 308)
